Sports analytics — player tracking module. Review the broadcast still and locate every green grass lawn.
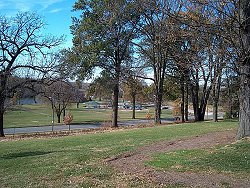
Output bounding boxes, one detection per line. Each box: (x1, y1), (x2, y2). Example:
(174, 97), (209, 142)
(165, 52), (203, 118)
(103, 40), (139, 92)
(0, 121), (239, 187)
(4, 104), (172, 128)
(4, 105), (52, 128)
(148, 139), (250, 177)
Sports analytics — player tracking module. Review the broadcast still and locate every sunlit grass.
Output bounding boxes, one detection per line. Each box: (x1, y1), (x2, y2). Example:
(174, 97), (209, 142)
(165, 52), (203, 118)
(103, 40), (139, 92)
(0, 121), (237, 187)
(4, 104), (172, 128)
(148, 139), (250, 177)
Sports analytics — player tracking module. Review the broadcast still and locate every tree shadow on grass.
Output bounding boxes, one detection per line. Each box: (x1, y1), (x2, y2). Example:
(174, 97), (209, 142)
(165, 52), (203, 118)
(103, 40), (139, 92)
(1, 151), (52, 159)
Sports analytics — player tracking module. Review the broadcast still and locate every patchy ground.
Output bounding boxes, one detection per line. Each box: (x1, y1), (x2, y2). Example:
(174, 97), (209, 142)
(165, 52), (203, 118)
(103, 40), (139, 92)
(107, 130), (250, 188)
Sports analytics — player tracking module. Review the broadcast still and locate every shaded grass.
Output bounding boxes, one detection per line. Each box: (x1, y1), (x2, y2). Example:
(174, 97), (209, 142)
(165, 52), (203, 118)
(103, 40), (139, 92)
(4, 104), (172, 128)
(148, 139), (250, 177)
(0, 121), (237, 187)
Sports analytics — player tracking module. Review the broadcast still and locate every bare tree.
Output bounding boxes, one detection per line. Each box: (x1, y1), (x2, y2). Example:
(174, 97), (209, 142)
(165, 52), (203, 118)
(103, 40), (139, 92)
(0, 12), (64, 136)
(41, 81), (75, 123)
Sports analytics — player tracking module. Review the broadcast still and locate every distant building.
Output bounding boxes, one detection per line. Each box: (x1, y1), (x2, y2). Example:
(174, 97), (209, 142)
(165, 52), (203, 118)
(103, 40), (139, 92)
(18, 97), (42, 105)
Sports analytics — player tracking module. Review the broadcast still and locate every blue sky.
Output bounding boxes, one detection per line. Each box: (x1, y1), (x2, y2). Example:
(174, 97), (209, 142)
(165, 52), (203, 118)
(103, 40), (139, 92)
(0, 0), (79, 48)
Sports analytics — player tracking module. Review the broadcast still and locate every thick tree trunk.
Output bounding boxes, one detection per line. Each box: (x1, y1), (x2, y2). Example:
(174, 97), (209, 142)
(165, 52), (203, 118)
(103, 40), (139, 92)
(154, 94), (162, 124)
(132, 94), (136, 119)
(198, 109), (205, 121)
(76, 102), (79, 108)
(154, 69), (165, 124)
(112, 63), (119, 127)
(112, 81), (119, 127)
(191, 83), (209, 121)
(237, 65), (250, 138)
(237, 0), (250, 139)
(213, 100), (218, 122)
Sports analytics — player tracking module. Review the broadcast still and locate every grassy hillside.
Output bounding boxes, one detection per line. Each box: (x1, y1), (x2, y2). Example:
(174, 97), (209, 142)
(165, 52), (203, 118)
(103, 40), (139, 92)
(0, 121), (240, 187)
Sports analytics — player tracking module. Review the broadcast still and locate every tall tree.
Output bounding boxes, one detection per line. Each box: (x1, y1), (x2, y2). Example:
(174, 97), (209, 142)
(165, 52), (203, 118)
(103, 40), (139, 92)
(135, 0), (183, 124)
(71, 0), (139, 127)
(0, 12), (63, 137)
(177, 1), (228, 122)
(189, 0), (250, 137)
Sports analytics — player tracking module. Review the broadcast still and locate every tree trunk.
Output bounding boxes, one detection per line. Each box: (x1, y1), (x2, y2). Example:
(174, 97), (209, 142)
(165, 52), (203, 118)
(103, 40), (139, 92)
(213, 75), (221, 122)
(180, 75), (185, 122)
(63, 109), (65, 118)
(198, 109), (205, 121)
(226, 70), (233, 118)
(191, 82), (199, 121)
(213, 98), (218, 122)
(190, 68), (213, 122)
(112, 81), (119, 127)
(0, 110), (4, 137)
(76, 102), (79, 108)
(154, 70), (165, 124)
(0, 92), (5, 136)
(132, 94), (136, 119)
(237, 65), (250, 138)
(185, 82), (189, 121)
(237, 0), (250, 139)
(154, 81), (163, 124)
(154, 95), (162, 124)
(212, 78), (218, 122)
(191, 84), (208, 122)
(56, 105), (61, 123)
(57, 113), (61, 123)
(0, 76), (7, 137)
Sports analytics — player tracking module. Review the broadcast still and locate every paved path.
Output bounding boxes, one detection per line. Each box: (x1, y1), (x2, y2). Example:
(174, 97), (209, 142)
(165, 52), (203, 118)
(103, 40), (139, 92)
(4, 124), (101, 135)
(4, 112), (224, 135)
(3, 118), (175, 135)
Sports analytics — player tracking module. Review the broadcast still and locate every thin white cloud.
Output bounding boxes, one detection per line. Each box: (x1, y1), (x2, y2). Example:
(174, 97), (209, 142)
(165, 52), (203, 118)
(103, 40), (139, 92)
(49, 8), (63, 13)
(0, 0), (66, 12)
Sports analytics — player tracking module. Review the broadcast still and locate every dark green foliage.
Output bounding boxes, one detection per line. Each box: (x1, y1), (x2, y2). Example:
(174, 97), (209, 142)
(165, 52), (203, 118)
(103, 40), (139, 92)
(69, 0), (141, 127)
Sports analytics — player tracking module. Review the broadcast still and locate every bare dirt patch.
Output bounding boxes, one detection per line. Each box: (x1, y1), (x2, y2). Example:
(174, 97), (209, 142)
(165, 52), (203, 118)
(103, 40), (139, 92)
(107, 130), (250, 188)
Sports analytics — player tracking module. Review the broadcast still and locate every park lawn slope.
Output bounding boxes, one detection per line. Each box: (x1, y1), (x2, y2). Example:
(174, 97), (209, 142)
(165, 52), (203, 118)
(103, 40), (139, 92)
(0, 121), (237, 187)
(147, 138), (250, 178)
